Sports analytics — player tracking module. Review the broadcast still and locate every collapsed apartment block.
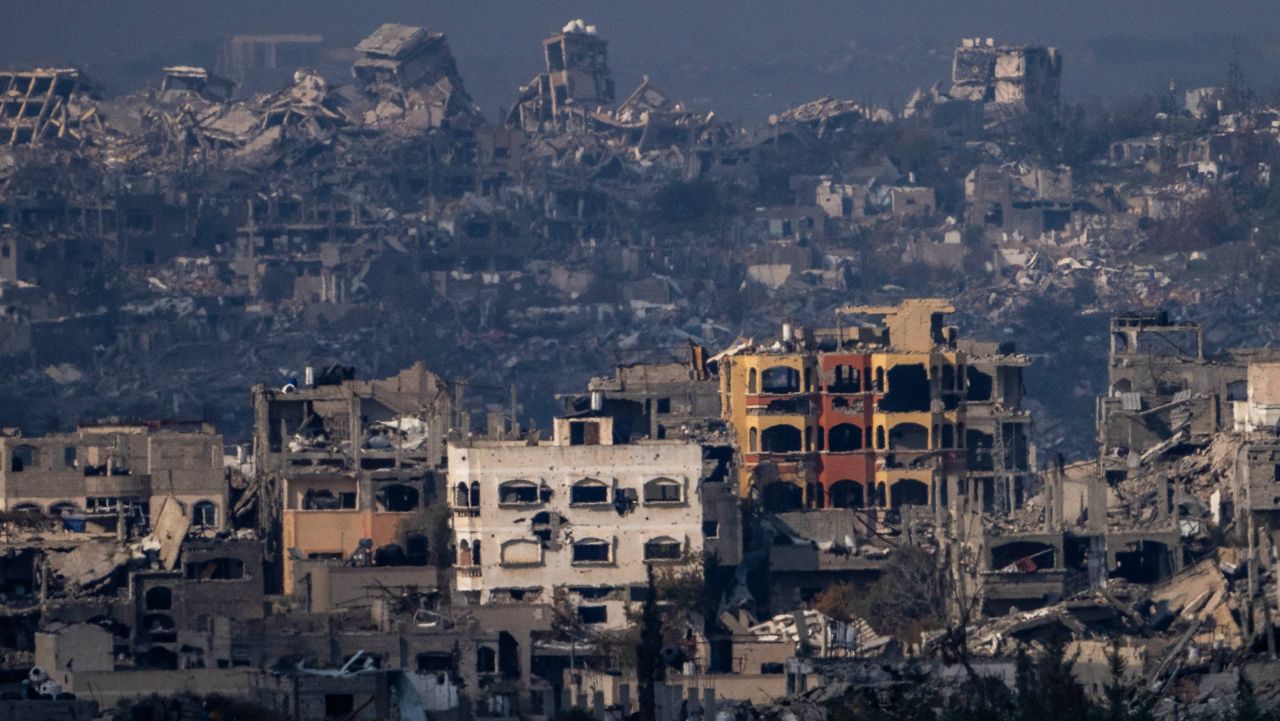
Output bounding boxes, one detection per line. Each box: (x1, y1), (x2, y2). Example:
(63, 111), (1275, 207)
(251, 362), (455, 594)
(1099, 313), (1280, 476)
(510, 20), (615, 130)
(0, 68), (103, 147)
(717, 299), (1031, 515)
(965, 163), (1075, 240)
(351, 23), (478, 130)
(949, 38), (1062, 115)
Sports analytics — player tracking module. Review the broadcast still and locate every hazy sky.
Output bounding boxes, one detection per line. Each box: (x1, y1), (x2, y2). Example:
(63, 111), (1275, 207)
(5, 2), (1278, 121)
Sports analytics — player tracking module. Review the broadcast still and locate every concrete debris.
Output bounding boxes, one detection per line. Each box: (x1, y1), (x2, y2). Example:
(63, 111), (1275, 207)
(44, 542), (129, 590)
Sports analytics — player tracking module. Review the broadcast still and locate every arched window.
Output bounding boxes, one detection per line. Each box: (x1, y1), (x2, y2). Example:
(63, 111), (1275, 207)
(643, 537), (682, 561)
(748, 427), (758, 452)
(455, 482), (469, 507)
(890, 479), (930, 508)
(11, 503), (40, 514)
(643, 478), (682, 504)
(748, 368), (758, 394)
(476, 646), (497, 674)
(827, 424), (863, 452)
(145, 586), (173, 611)
(570, 478), (609, 505)
(192, 500), (218, 527)
(458, 539), (471, 566)
(498, 480), (540, 506)
(830, 481), (863, 508)
(472, 540), (482, 566)
(760, 425), (802, 453)
(571, 538), (611, 564)
(469, 481), (480, 508)
(830, 365), (859, 393)
(889, 423), (929, 451)
(406, 534), (429, 566)
(875, 426), (886, 449)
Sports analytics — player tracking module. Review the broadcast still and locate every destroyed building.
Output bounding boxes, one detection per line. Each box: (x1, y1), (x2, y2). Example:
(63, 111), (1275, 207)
(510, 19), (615, 131)
(1099, 313), (1280, 477)
(251, 362), (455, 593)
(0, 68), (102, 147)
(559, 343), (724, 441)
(949, 37), (1062, 115)
(965, 163), (1075, 240)
(1, 420), (228, 534)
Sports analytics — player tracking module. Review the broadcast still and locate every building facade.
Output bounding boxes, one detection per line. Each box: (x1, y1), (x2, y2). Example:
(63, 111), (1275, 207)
(0, 421), (227, 534)
(719, 300), (985, 512)
(448, 414), (706, 629)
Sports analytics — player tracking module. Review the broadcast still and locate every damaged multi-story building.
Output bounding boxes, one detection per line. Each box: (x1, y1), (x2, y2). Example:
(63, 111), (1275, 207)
(717, 299), (1033, 514)
(965, 163), (1075, 241)
(510, 19), (616, 131)
(1, 420), (228, 533)
(448, 402), (740, 629)
(949, 38), (1062, 115)
(251, 362), (455, 594)
(1099, 312), (1280, 477)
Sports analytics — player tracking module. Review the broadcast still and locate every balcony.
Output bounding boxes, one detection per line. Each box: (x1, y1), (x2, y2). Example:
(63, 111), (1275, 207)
(455, 566), (483, 592)
(452, 513), (480, 534)
(84, 473), (152, 496)
(746, 397), (813, 416)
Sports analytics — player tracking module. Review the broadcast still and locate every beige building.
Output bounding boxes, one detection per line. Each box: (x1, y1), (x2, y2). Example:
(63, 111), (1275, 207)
(0, 421), (227, 534)
(449, 414), (706, 629)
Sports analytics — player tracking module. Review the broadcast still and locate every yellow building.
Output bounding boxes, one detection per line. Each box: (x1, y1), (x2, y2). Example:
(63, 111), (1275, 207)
(718, 300), (970, 512)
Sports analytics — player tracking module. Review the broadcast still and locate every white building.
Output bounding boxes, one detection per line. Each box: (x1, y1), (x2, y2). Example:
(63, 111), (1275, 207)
(448, 415), (706, 629)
